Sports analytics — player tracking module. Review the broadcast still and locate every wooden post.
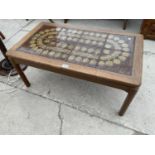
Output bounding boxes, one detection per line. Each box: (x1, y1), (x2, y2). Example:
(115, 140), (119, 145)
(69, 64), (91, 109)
(48, 19), (54, 23)
(123, 19), (128, 30)
(9, 58), (30, 87)
(64, 19), (68, 23)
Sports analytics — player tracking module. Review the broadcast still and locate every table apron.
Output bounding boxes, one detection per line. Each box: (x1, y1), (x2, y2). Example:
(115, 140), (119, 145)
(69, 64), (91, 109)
(9, 57), (138, 92)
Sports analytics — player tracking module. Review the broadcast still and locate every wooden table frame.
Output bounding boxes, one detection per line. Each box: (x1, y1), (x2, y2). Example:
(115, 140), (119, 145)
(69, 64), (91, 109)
(7, 22), (143, 116)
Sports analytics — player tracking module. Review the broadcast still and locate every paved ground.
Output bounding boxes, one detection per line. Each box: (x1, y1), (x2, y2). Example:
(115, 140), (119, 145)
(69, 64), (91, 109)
(0, 19), (155, 135)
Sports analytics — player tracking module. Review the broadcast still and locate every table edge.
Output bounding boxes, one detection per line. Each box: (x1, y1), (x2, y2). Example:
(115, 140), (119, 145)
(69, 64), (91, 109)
(7, 22), (143, 88)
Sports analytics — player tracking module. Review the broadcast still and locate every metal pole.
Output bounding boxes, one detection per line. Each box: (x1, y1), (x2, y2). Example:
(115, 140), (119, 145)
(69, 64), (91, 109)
(0, 32), (13, 69)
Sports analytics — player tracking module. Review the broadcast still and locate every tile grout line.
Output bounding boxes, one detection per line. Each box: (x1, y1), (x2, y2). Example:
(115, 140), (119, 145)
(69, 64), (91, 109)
(0, 80), (147, 135)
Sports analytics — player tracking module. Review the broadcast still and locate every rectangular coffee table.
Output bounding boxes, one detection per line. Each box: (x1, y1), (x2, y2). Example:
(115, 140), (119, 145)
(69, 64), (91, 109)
(7, 22), (143, 116)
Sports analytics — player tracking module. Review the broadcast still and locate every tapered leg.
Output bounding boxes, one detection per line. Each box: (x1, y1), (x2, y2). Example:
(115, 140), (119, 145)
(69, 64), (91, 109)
(10, 59), (30, 87)
(123, 19), (128, 30)
(64, 19), (68, 23)
(48, 19), (54, 23)
(119, 87), (139, 116)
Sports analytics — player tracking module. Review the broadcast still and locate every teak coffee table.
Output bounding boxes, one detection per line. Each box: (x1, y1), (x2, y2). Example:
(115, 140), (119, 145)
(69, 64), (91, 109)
(7, 22), (143, 116)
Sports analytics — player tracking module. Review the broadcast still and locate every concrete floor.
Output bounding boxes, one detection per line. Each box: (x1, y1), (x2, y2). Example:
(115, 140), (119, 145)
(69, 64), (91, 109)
(0, 19), (155, 135)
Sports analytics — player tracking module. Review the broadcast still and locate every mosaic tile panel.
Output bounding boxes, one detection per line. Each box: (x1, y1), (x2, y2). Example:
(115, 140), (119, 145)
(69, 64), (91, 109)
(17, 25), (135, 75)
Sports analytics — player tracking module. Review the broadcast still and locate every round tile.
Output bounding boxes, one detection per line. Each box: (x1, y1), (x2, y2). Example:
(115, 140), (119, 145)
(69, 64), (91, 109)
(61, 43), (67, 48)
(62, 28), (66, 32)
(50, 28), (55, 31)
(112, 51), (121, 56)
(37, 48), (43, 52)
(62, 54), (68, 59)
(95, 49), (100, 55)
(116, 47), (122, 50)
(72, 30), (77, 33)
(106, 60), (113, 66)
(81, 47), (87, 52)
(90, 32), (94, 36)
(84, 32), (89, 35)
(83, 58), (89, 63)
(68, 29), (73, 33)
(51, 32), (57, 35)
(122, 52), (130, 57)
(100, 55), (111, 61)
(30, 43), (36, 48)
(48, 51), (55, 57)
(98, 61), (105, 66)
(123, 47), (130, 52)
(39, 31), (45, 35)
(92, 41), (97, 45)
(54, 52), (61, 58)
(109, 35), (114, 39)
(107, 39), (113, 43)
(48, 35), (53, 39)
(101, 34), (107, 38)
(119, 56), (126, 61)
(44, 39), (50, 43)
(35, 34), (41, 37)
(73, 38), (78, 42)
(88, 48), (94, 53)
(113, 59), (121, 64)
(56, 28), (61, 31)
(75, 56), (82, 62)
(56, 42), (61, 47)
(68, 55), (75, 61)
(44, 29), (50, 32)
(78, 31), (83, 34)
(105, 44), (112, 48)
(122, 43), (128, 48)
(103, 49), (110, 54)
(42, 45), (48, 49)
(98, 42), (103, 46)
(67, 37), (72, 41)
(42, 50), (49, 56)
(85, 40), (91, 44)
(96, 33), (100, 37)
(79, 39), (84, 43)
(114, 37), (120, 41)
(32, 47), (38, 51)
(50, 42), (56, 46)
(75, 46), (81, 50)
(61, 36), (67, 40)
(89, 59), (96, 65)
(118, 40), (125, 44)
(68, 44), (74, 50)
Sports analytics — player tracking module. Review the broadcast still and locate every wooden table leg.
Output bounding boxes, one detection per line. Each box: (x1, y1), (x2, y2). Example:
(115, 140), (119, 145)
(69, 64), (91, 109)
(119, 87), (139, 116)
(123, 19), (128, 30)
(10, 59), (31, 87)
(48, 19), (54, 23)
(64, 19), (68, 23)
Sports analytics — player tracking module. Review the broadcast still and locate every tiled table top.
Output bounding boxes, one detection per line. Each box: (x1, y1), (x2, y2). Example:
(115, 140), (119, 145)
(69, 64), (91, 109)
(17, 24), (135, 75)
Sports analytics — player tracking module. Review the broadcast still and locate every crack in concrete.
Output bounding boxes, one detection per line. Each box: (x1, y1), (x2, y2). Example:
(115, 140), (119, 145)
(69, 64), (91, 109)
(58, 103), (63, 135)
(27, 112), (30, 119)
(0, 80), (147, 135)
(47, 88), (51, 95)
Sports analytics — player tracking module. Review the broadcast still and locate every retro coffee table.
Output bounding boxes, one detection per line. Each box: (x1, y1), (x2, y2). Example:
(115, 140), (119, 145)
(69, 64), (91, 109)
(7, 22), (143, 116)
